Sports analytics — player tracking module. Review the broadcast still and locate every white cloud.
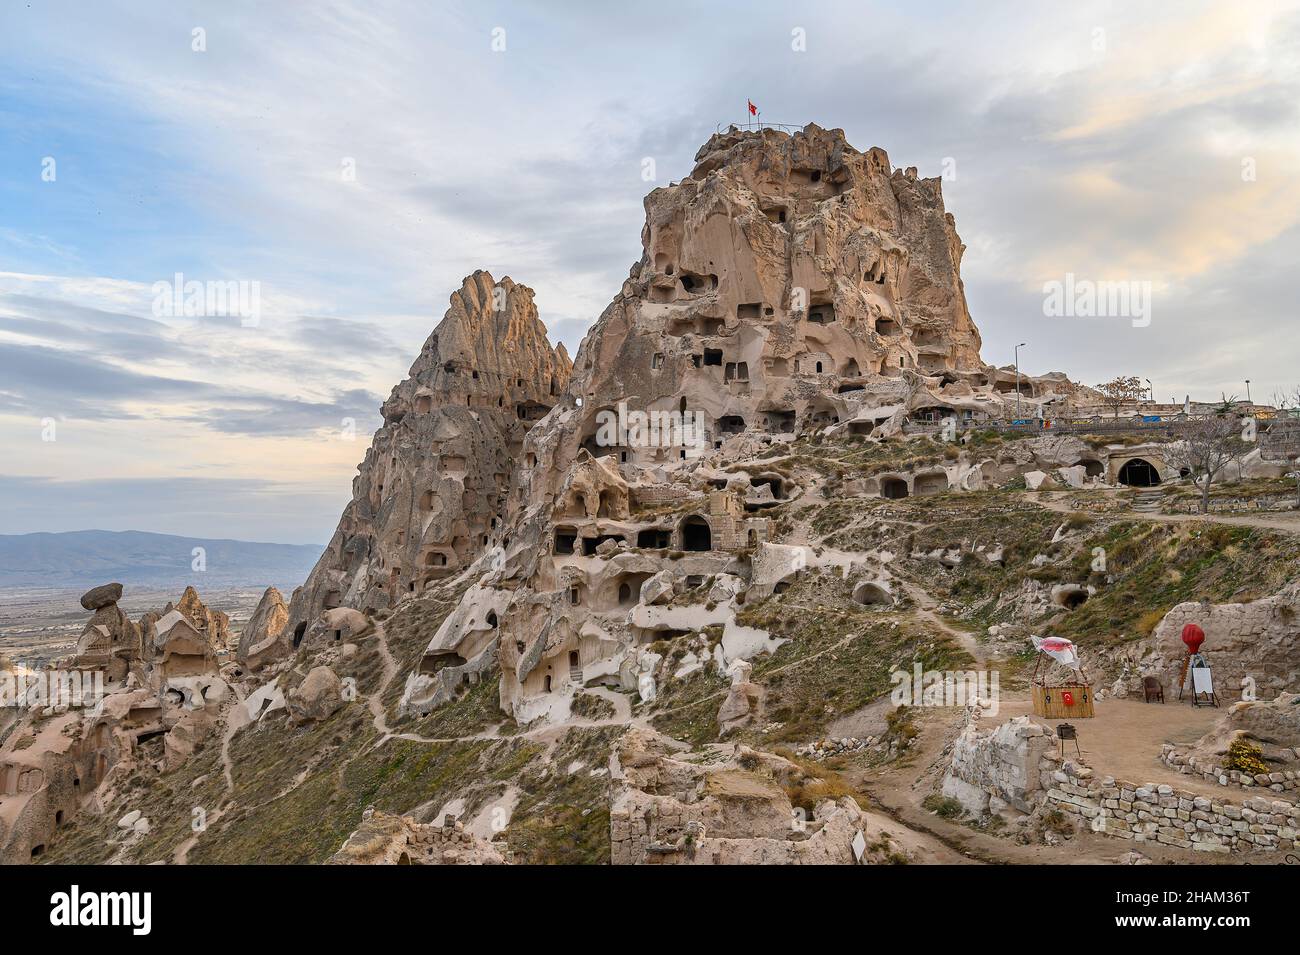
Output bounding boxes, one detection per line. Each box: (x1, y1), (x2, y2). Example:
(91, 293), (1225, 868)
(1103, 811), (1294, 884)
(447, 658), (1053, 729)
(2, 0), (1299, 540)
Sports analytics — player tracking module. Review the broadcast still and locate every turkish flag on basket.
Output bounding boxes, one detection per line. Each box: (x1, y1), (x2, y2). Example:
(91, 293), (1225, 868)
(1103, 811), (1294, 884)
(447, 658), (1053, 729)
(748, 99), (757, 116)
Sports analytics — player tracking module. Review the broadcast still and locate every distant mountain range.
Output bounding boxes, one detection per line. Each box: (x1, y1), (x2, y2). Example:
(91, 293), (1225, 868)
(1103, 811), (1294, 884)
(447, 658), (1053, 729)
(0, 530), (324, 591)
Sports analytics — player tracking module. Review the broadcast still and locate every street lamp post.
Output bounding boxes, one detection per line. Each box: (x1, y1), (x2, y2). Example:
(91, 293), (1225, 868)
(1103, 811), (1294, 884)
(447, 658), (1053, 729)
(1145, 378), (1153, 404)
(1014, 342), (1026, 419)
(1245, 379), (1252, 404)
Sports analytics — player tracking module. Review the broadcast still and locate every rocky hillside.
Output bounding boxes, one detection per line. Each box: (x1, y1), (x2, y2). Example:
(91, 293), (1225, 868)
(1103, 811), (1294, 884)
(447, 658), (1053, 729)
(9, 124), (1299, 868)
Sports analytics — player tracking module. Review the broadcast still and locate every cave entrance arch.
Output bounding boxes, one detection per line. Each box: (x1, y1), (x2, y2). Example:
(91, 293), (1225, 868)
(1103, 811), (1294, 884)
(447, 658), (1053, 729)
(1117, 458), (1161, 487)
(881, 477), (909, 499)
(680, 515), (712, 552)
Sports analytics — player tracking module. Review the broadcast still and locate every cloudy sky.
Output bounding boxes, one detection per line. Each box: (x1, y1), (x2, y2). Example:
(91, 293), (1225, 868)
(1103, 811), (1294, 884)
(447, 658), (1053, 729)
(2, 1), (1298, 544)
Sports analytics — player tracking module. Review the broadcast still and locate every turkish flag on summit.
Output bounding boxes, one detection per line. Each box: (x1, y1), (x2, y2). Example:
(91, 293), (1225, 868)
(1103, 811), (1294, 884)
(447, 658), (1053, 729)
(748, 99), (757, 115)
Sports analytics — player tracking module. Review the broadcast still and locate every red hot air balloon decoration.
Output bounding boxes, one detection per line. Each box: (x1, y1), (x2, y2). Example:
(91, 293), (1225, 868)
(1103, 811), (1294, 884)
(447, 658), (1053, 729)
(1181, 623), (1205, 654)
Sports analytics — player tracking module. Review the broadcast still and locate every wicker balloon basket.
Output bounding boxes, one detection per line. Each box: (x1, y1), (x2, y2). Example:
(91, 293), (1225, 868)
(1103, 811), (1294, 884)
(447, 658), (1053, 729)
(1031, 682), (1094, 719)
(1030, 644), (1095, 718)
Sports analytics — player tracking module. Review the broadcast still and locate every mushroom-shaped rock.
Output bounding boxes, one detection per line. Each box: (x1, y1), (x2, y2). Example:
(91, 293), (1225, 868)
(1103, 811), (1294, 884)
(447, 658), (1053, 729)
(80, 582), (124, 611)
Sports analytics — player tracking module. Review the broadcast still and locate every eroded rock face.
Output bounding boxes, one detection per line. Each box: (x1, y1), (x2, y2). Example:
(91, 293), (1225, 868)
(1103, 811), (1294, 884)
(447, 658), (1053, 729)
(407, 124), (1054, 722)
(1184, 693), (1300, 769)
(523, 123), (992, 507)
(941, 715), (1053, 816)
(1, 581), (250, 861)
(71, 583), (140, 680)
(329, 808), (506, 865)
(1150, 586), (1300, 699)
(80, 583), (123, 611)
(175, 586), (231, 651)
(236, 586), (290, 672)
(609, 729), (926, 864)
(289, 271), (572, 631)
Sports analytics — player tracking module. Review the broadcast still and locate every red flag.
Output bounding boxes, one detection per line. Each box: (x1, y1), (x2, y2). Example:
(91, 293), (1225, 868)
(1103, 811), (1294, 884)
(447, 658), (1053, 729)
(747, 99), (757, 116)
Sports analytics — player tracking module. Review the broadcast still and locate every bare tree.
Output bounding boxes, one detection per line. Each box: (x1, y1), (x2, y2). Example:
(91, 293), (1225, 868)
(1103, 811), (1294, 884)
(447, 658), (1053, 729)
(1166, 415), (1250, 514)
(1095, 376), (1145, 418)
(1272, 384), (1300, 413)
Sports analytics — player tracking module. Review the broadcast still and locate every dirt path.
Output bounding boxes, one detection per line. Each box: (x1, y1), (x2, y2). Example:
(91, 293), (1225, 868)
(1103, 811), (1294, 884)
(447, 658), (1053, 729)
(173, 806), (227, 865)
(367, 622), (399, 738)
(219, 683), (247, 791)
(1026, 491), (1300, 533)
(176, 682), (248, 864)
(895, 578), (987, 665)
(995, 695), (1229, 799)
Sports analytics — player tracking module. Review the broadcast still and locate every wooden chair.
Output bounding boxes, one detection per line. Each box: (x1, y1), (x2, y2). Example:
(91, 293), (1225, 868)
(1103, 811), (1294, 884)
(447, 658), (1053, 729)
(1142, 676), (1164, 703)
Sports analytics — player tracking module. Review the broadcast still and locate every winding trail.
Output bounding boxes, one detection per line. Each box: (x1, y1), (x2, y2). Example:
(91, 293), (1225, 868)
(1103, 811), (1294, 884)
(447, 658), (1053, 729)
(367, 622), (400, 738)
(1025, 490), (1300, 534)
(174, 682), (246, 864)
(895, 578), (986, 665)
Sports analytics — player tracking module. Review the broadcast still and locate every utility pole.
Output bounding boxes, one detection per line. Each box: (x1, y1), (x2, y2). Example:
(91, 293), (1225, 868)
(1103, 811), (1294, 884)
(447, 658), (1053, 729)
(1014, 342), (1026, 419)
(1145, 378), (1153, 404)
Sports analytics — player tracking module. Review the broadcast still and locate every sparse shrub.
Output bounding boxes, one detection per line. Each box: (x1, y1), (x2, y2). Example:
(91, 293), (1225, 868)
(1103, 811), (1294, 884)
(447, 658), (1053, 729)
(922, 794), (964, 819)
(1041, 808), (1074, 836)
(782, 760), (862, 815)
(570, 692), (616, 722)
(1135, 608), (1167, 636)
(885, 705), (919, 750)
(1224, 738), (1269, 776)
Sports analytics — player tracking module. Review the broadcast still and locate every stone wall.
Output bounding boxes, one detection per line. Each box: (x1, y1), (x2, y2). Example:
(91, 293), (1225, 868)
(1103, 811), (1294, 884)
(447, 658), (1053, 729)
(1169, 494), (1298, 515)
(329, 808), (506, 865)
(942, 715), (1300, 855)
(629, 486), (680, 508)
(1045, 764), (1299, 855)
(1159, 743), (1300, 796)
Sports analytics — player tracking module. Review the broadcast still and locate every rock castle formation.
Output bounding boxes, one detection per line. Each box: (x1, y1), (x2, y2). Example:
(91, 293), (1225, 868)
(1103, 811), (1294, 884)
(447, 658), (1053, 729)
(7, 123), (1298, 866)
(400, 124), (1084, 722)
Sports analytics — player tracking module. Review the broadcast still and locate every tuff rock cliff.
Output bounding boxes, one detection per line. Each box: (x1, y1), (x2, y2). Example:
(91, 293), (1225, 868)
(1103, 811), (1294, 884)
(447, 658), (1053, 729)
(288, 271), (572, 635)
(399, 124), (1063, 722)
